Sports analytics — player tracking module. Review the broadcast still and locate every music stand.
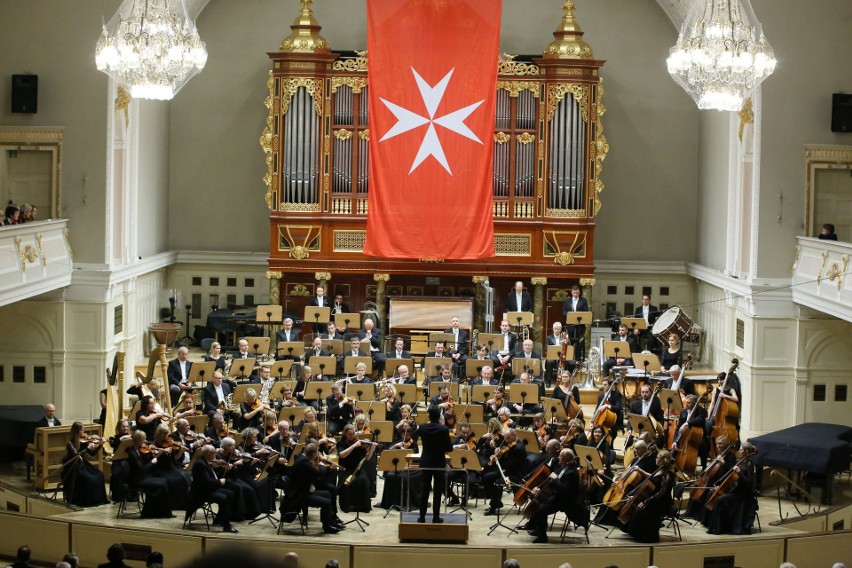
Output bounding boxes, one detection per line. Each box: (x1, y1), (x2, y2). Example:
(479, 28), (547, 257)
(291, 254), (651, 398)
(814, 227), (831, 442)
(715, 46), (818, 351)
(245, 336), (271, 359)
(453, 403), (484, 425)
(465, 360), (490, 379)
(276, 341), (304, 360)
(448, 448), (481, 518)
(369, 420), (393, 443)
(377, 449), (414, 516)
(185, 414), (207, 433)
(469, 385), (495, 405)
(478, 333), (504, 355)
(509, 384), (540, 418)
(385, 358), (414, 377)
(182, 446), (204, 472)
(255, 304), (283, 325)
(632, 352), (661, 376)
(269, 360), (295, 379)
(231, 384), (256, 404)
(187, 361), (216, 387)
(423, 356), (451, 378)
(111, 438), (134, 460)
(287, 443), (306, 467)
(345, 383), (371, 402)
(514, 430), (540, 453)
(228, 357), (256, 379)
(565, 311), (592, 328)
(251, 452), (283, 528)
(394, 384), (417, 407)
(269, 380), (297, 399)
(320, 339), (344, 356)
(575, 445), (604, 473)
(511, 358), (541, 377)
(626, 414), (655, 441)
(429, 332), (455, 350)
(308, 356), (337, 379)
(603, 341), (633, 362)
(302, 381), (330, 403)
(545, 344), (574, 361)
(334, 312), (360, 331)
(344, 357), (373, 376)
(428, 381), (461, 400)
(359, 401), (387, 423)
(506, 311), (533, 330)
(305, 306), (331, 330)
(621, 317), (647, 333)
(278, 406), (306, 425)
(469, 423), (488, 439)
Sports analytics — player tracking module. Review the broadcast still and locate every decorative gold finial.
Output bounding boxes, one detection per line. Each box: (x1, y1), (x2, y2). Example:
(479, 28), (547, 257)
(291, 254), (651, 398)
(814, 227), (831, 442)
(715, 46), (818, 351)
(280, 0), (330, 53)
(543, 0), (594, 59)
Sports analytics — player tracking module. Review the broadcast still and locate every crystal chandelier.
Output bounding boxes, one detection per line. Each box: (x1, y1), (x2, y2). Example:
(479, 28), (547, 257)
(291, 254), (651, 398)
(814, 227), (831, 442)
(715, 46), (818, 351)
(95, 0), (207, 100)
(666, 0), (776, 112)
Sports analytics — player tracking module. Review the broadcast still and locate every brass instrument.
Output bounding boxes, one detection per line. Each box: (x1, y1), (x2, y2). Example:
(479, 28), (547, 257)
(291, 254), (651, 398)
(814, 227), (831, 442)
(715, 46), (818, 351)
(470, 329), (479, 356)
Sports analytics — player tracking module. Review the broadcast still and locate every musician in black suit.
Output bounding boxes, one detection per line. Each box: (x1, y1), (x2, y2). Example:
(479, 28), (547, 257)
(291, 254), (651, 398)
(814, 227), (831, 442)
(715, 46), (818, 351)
(444, 315), (469, 373)
(35, 403), (60, 428)
(525, 449), (587, 543)
(265, 420), (295, 477)
(672, 394), (709, 468)
(506, 281), (533, 312)
(633, 294), (660, 350)
(663, 365), (695, 397)
(482, 428), (528, 515)
(470, 365), (499, 387)
(515, 339), (543, 380)
(189, 445), (239, 532)
(627, 384), (665, 447)
(358, 318), (386, 375)
(322, 321), (345, 341)
(202, 371), (232, 418)
(562, 285), (590, 359)
(602, 324), (640, 378)
(385, 337), (411, 360)
(414, 406), (453, 523)
(494, 319), (518, 372)
(331, 293), (350, 316)
(275, 317), (301, 352)
(304, 336), (330, 365)
(595, 378), (624, 439)
(325, 385), (355, 435)
(166, 346), (193, 405)
(285, 443), (343, 533)
(308, 286), (330, 333)
(544, 322), (577, 383)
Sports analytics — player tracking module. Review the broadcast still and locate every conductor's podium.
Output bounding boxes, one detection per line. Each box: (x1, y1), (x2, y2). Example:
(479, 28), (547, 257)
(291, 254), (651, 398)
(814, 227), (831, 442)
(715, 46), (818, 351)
(398, 512), (469, 544)
(26, 424), (103, 490)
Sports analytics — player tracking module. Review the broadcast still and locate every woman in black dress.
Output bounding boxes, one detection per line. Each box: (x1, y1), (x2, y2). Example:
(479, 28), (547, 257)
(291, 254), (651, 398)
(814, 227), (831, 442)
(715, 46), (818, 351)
(150, 424), (190, 510)
(240, 388), (267, 430)
(336, 424), (377, 513)
(204, 341), (227, 371)
(706, 442), (760, 535)
(126, 430), (173, 518)
(585, 424), (613, 503)
(136, 395), (166, 441)
(660, 334), (683, 373)
(61, 422), (109, 507)
(108, 419), (132, 502)
(623, 449), (676, 543)
(379, 421), (421, 511)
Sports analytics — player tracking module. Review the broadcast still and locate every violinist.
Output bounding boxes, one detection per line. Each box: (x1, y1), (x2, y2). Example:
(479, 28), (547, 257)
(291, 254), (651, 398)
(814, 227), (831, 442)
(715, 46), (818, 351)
(533, 414), (552, 449)
(477, 418), (503, 467)
(108, 419), (133, 502)
(295, 365), (320, 411)
(484, 385), (507, 418)
(595, 378), (624, 441)
(173, 391), (201, 421)
(380, 420), (422, 511)
(136, 395), (168, 441)
(261, 411), (278, 444)
(558, 418), (588, 452)
(127, 430), (173, 518)
(189, 445), (239, 533)
(61, 422), (109, 507)
(202, 370), (232, 421)
(150, 424), (190, 510)
(394, 404), (416, 443)
(302, 421), (336, 457)
(215, 437), (261, 520)
(240, 388), (267, 430)
(326, 385), (355, 435)
(170, 418), (205, 465)
(685, 435), (736, 523)
(523, 448), (585, 544)
(706, 441), (759, 535)
(204, 412), (228, 448)
(240, 427), (277, 516)
(285, 443), (344, 534)
(336, 424), (376, 513)
(353, 413), (371, 436)
(294, 406), (318, 435)
(280, 386), (302, 409)
(672, 394), (708, 469)
(482, 429), (527, 516)
(621, 449), (676, 543)
(379, 384), (402, 423)
(496, 407), (514, 433)
(430, 384), (455, 412)
(266, 420), (295, 477)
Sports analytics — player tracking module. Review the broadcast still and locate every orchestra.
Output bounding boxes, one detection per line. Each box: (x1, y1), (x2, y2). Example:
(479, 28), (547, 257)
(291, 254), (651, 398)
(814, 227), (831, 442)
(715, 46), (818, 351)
(61, 299), (761, 546)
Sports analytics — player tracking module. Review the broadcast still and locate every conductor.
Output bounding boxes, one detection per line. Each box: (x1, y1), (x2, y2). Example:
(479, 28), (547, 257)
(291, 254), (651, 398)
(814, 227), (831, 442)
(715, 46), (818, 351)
(415, 406), (453, 524)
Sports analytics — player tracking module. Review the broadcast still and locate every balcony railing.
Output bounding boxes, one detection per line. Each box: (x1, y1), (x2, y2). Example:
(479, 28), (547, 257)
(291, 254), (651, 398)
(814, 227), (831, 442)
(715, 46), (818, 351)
(0, 219), (72, 307)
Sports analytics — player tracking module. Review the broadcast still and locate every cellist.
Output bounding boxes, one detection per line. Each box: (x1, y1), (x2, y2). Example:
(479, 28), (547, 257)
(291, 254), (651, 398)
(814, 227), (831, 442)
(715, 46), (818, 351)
(594, 378), (624, 442)
(709, 369), (741, 443)
(684, 435), (736, 524)
(521, 449), (586, 544)
(706, 441), (759, 535)
(594, 439), (655, 526)
(621, 450), (676, 543)
(671, 394), (708, 469)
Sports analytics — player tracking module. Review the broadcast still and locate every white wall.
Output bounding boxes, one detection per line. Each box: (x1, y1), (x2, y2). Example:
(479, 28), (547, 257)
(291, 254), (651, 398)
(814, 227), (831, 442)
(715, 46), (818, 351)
(137, 100), (171, 258)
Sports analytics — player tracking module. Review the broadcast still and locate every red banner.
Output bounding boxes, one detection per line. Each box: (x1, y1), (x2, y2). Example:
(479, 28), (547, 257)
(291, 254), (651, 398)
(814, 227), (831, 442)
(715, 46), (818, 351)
(365, 0), (501, 259)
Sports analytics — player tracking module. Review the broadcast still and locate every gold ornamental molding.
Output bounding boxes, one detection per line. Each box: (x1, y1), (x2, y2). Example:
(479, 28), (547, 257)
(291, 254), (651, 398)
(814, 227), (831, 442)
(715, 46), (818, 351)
(280, 202), (321, 212)
(494, 233), (531, 256)
(826, 262), (841, 283)
(278, 225), (321, 260)
(517, 132), (535, 145)
(496, 80), (540, 98)
(497, 54), (540, 76)
(579, 278), (596, 287)
(547, 84), (589, 123)
(315, 272), (331, 281)
(280, 77), (324, 116)
(115, 85), (132, 128)
(840, 256), (849, 292)
(288, 283), (312, 297)
(738, 98), (753, 142)
(261, 71), (276, 211)
(544, 208), (585, 218)
(373, 274), (391, 282)
(358, 130), (370, 140)
(0, 128), (63, 145)
(418, 258), (444, 263)
(544, 230), (588, 265)
(816, 250), (828, 285)
(331, 76), (368, 94)
(333, 230), (365, 252)
(279, 0), (331, 53)
(791, 246), (801, 275)
(332, 50), (368, 72)
(494, 132), (510, 144)
(36, 233), (46, 267)
(530, 277), (548, 286)
(592, 79), (608, 217)
(472, 276), (489, 284)
(334, 129), (353, 140)
(542, 1), (594, 60)
(265, 271), (283, 280)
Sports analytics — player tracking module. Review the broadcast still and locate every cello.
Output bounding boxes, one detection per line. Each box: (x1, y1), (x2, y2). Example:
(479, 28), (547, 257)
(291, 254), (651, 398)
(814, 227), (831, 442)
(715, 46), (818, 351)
(704, 453), (751, 511)
(602, 461), (648, 512)
(708, 359), (740, 454)
(590, 378), (620, 432)
(616, 463), (665, 525)
(689, 443), (734, 502)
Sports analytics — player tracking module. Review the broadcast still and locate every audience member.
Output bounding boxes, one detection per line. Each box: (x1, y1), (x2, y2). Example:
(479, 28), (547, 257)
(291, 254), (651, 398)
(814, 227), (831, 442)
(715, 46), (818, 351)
(10, 546), (35, 568)
(818, 223), (838, 241)
(98, 544), (130, 568)
(146, 552), (164, 568)
(61, 553), (79, 568)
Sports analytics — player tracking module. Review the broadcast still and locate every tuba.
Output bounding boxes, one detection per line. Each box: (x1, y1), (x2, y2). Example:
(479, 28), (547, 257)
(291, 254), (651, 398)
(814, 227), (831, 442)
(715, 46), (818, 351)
(581, 338), (603, 389)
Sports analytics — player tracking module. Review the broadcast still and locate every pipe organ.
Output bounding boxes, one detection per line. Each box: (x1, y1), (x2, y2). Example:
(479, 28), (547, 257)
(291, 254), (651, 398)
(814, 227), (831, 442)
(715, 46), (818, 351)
(261, 1), (608, 327)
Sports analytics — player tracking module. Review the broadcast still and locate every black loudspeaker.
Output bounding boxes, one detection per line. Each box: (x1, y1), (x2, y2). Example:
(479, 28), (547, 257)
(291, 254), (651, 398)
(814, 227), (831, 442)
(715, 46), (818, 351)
(831, 93), (851, 133)
(11, 74), (38, 114)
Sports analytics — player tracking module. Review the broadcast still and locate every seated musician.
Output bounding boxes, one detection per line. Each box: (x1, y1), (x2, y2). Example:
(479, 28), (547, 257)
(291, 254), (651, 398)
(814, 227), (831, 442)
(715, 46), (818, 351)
(515, 339), (543, 379)
(482, 428), (528, 516)
(471, 344), (497, 369)
(663, 364), (694, 396)
(523, 448), (586, 543)
(167, 346), (193, 405)
(240, 388), (269, 430)
(261, 411), (278, 443)
(322, 321), (345, 341)
(61, 421), (108, 508)
(585, 424), (614, 503)
(279, 386), (303, 409)
(284, 442), (344, 533)
(241, 427), (278, 514)
(305, 337), (330, 368)
(494, 319), (518, 373)
(173, 391), (201, 421)
(559, 418), (588, 452)
(602, 324), (639, 378)
(294, 406), (318, 434)
(445, 315), (469, 374)
(359, 318), (386, 376)
(660, 334), (683, 372)
(234, 338), (252, 359)
(247, 364), (272, 385)
(275, 317), (301, 345)
(170, 418), (206, 466)
(127, 430), (173, 518)
(336, 424), (377, 513)
(202, 370), (232, 421)
(391, 364), (416, 386)
(378, 384), (402, 424)
(189, 444), (239, 533)
(621, 450), (676, 543)
(302, 420), (336, 457)
(627, 384), (665, 437)
(136, 395), (166, 441)
(484, 386), (508, 418)
(349, 362), (372, 385)
(204, 341), (227, 371)
(685, 435), (737, 523)
(386, 337), (411, 360)
(553, 369), (582, 413)
(710, 370), (741, 422)
(204, 412), (232, 448)
(706, 441), (759, 535)
(108, 419), (133, 502)
(446, 421), (478, 506)
(476, 418), (504, 468)
(533, 414), (553, 450)
(545, 322), (577, 384)
(424, 364), (458, 395)
(325, 385), (355, 435)
(344, 337), (369, 377)
(332, 292), (350, 318)
(672, 394), (708, 469)
(150, 424), (190, 510)
(422, 341), (450, 381)
(429, 385), (455, 412)
(215, 437), (261, 520)
(510, 371), (545, 415)
(379, 420), (421, 511)
(265, 420), (295, 478)
(394, 404), (416, 442)
(595, 377), (624, 441)
(472, 365), (499, 387)
(497, 404), (514, 431)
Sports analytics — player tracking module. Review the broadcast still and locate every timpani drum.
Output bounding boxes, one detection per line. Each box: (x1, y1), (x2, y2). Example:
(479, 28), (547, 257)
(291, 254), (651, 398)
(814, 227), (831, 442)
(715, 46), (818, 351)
(689, 375), (719, 400)
(620, 369), (647, 401)
(652, 306), (694, 346)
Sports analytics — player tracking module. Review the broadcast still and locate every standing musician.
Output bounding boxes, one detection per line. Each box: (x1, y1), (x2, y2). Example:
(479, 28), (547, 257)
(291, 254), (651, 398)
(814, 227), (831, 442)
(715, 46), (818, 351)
(506, 280), (533, 313)
(414, 406), (453, 523)
(284, 442), (344, 533)
(190, 445), (239, 533)
(621, 450), (676, 543)
(482, 428), (528, 516)
(594, 378), (624, 441)
(672, 394), (708, 469)
(308, 286), (330, 334)
(706, 441), (759, 535)
(202, 370), (232, 421)
(326, 385), (355, 435)
(523, 448), (586, 543)
(633, 294), (659, 352)
(562, 285), (589, 360)
(602, 324), (639, 378)
(709, 370), (742, 437)
(445, 315), (469, 374)
(385, 337), (411, 360)
(336, 424), (377, 513)
(240, 388), (268, 430)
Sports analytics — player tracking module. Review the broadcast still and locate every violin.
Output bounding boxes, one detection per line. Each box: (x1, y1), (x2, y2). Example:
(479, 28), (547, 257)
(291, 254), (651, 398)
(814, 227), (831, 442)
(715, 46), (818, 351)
(489, 440), (516, 464)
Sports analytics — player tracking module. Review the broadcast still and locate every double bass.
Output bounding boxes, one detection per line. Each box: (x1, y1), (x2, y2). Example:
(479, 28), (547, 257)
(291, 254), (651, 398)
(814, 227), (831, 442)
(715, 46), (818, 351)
(590, 378), (620, 432)
(616, 464), (665, 525)
(708, 359), (740, 454)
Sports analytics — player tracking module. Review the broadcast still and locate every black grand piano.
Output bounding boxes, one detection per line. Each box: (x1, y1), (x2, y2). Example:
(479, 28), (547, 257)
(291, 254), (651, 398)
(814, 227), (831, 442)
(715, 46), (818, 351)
(750, 422), (852, 505)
